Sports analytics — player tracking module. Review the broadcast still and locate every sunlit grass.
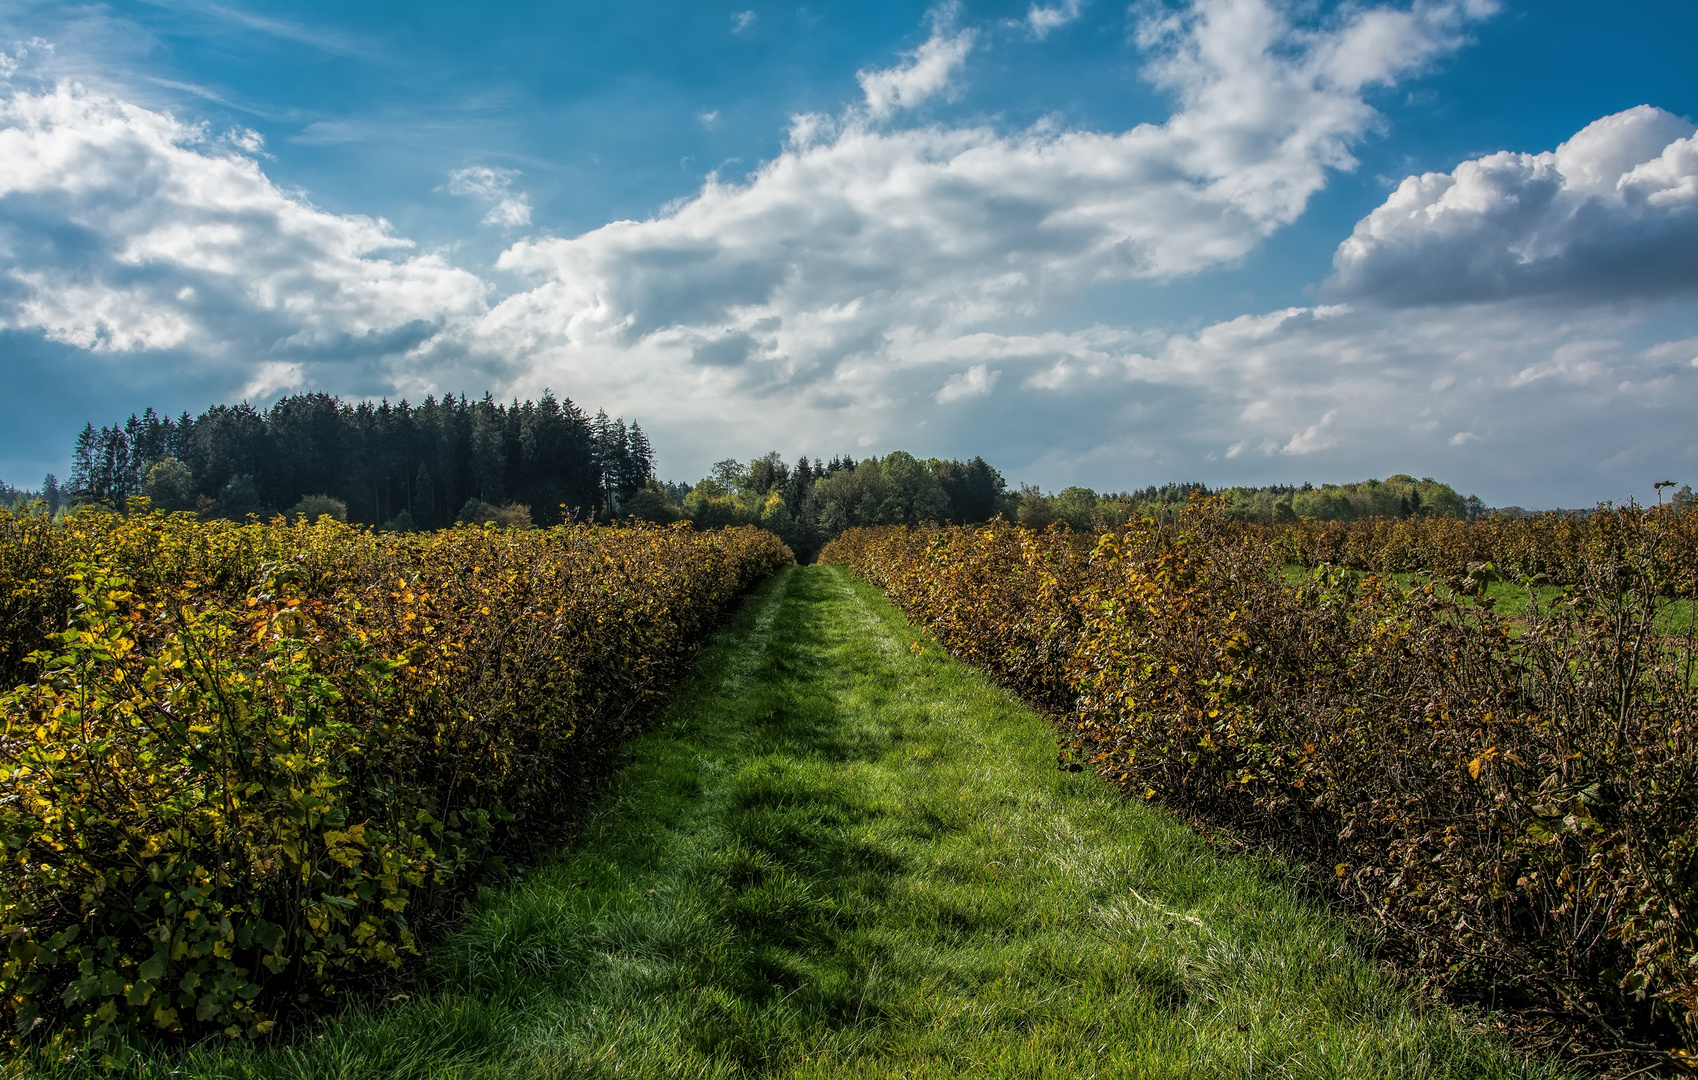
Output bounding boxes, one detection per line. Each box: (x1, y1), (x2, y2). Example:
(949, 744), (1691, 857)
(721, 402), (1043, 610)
(45, 565), (1563, 1079)
(1282, 563), (1698, 637)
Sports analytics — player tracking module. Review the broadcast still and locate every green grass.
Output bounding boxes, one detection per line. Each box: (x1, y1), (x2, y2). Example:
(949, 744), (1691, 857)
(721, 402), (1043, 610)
(1282, 563), (1698, 635)
(54, 565), (1564, 1079)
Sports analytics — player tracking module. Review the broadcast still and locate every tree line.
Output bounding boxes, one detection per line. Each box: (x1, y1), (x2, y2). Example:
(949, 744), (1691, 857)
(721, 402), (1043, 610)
(1, 393), (1013, 555)
(999, 475), (1486, 531)
(0, 387), (1521, 555)
(627, 451), (1010, 561)
(40, 392), (654, 528)
(638, 465), (1486, 559)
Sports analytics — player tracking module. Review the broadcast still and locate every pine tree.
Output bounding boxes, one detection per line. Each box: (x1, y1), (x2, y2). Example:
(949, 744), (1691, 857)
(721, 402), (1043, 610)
(469, 395), (506, 503)
(62, 391), (650, 526)
(606, 418), (632, 508)
(414, 462), (435, 526)
(69, 424), (97, 503)
(620, 423), (653, 502)
(590, 410), (618, 515)
(627, 423), (654, 482)
(95, 424), (132, 502)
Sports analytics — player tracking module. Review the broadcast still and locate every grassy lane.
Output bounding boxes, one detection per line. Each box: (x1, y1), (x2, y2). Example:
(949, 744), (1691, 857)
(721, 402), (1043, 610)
(92, 565), (1561, 1079)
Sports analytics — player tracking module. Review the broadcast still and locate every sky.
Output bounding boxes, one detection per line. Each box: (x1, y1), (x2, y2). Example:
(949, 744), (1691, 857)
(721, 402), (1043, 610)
(0, 0), (1695, 507)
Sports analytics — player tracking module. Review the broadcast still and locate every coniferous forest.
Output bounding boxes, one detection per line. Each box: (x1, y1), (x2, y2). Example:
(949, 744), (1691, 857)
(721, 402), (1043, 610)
(55, 392), (653, 529)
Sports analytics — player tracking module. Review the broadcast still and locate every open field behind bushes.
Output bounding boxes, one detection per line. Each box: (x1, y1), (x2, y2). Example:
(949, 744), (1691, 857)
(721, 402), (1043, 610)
(822, 505), (1698, 1075)
(1274, 568), (1698, 637)
(0, 509), (791, 1062)
(1273, 510), (1698, 589)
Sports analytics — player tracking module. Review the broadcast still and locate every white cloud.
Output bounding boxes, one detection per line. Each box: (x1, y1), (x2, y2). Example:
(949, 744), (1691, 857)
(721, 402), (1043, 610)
(857, 16), (976, 119)
(226, 126), (264, 153)
(936, 362), (1000, 402)
(1, 0), (1479, 384)
(241, 358), (306, 400)
(482, 197), (532, 228)
(1508, 339), (1614, 387)
(510, 291), (1693, 504)
(731, 10), (756, 34)
(0, 83), (485, 360)
(445, 165), (509, 200)
(697, 109), (720, 129)
(1025, 0), (1083, 40)
(0, 38), (50, 81)
(1282, 410), (1338, 454)
(1329, 105), (1698, 305)
(484, 0), (1490, 389)
(447, 164), (533, 228)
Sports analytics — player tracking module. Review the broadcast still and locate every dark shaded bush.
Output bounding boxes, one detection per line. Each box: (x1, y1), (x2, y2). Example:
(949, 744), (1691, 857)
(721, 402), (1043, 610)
(289, 493), (347, 522)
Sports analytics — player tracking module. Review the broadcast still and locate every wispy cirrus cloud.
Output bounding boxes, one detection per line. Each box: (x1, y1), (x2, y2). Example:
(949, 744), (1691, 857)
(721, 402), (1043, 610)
(169, 1), (373, 57)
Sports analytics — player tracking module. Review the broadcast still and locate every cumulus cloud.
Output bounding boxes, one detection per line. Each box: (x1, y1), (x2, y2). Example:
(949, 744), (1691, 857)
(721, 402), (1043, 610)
(446, 165), (533, 228)
(0, 82), (485, 363)
(936, 362), (1000, 402)
(1329, 105), (1698, 305)
(0, 0), (1490, 395)
(482, 0), (1491, 398)
(857, 15), (975, 119)
(731, 10), (755, 34)
(1025, 0), (1084, 39)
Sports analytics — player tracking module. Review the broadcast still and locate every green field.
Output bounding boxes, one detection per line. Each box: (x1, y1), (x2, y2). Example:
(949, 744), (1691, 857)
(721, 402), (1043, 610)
(1282, 563), (1698, 636)
(48, 565), (1562, 1078)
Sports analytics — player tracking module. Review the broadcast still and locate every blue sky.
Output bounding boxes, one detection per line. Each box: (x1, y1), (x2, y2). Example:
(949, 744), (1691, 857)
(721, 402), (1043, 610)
(1, 0), (1695, 506)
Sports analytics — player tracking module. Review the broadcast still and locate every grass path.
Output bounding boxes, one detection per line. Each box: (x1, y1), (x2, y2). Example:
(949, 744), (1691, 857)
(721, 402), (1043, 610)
(110, 565), (1561, 1079)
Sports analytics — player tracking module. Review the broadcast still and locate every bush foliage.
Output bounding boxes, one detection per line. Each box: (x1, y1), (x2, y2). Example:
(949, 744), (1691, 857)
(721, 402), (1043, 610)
(0, 509), (791, 1061)
(822, 504), (1698, 1062)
